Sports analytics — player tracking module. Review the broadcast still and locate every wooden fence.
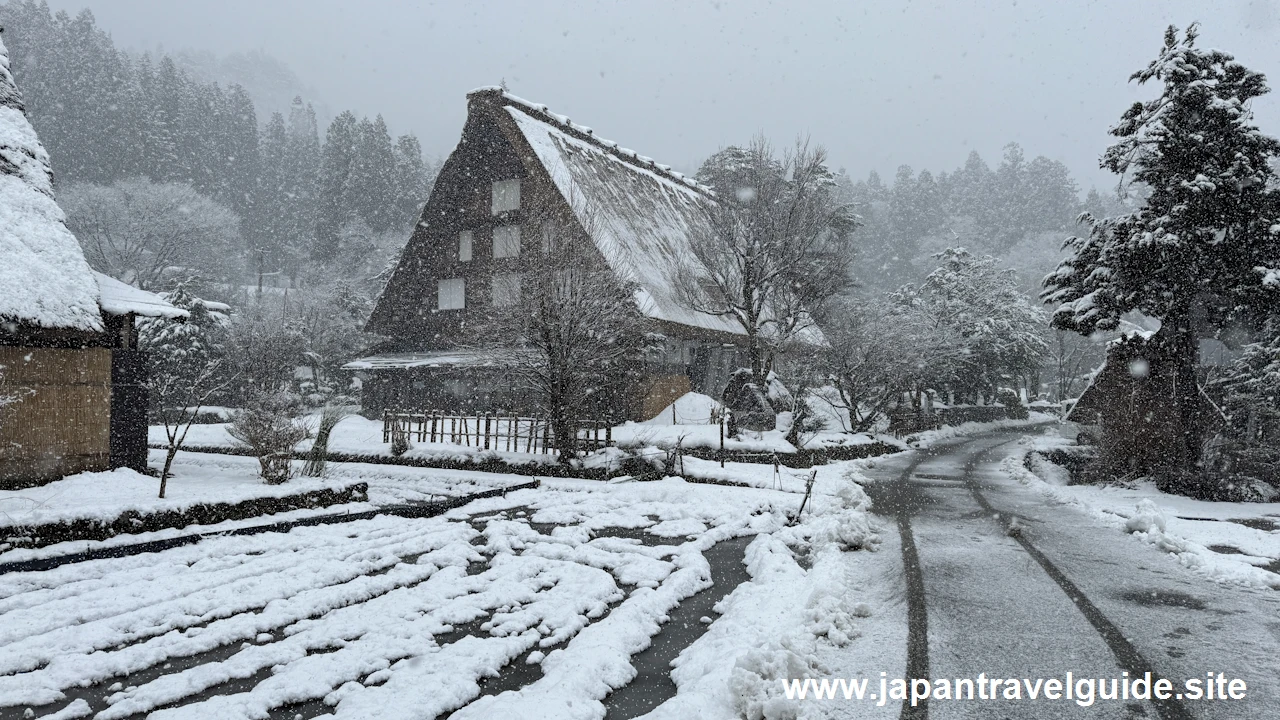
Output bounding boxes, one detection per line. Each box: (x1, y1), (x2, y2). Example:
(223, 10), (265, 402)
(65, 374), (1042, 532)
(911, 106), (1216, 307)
(381, 411), (613, 455)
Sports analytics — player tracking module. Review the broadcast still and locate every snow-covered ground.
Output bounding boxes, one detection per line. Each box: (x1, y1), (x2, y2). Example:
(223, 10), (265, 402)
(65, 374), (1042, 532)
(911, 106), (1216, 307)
(0, 451), (362, 531)
(150, 414), (562, 466)
(1015, 429), (1280, 591)
(156, 392), (891, 463)
(0, 457), (889, 720)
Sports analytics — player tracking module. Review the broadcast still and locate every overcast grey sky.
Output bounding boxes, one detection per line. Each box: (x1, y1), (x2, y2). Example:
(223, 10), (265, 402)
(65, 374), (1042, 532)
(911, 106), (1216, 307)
(45, 0), (1280, 191)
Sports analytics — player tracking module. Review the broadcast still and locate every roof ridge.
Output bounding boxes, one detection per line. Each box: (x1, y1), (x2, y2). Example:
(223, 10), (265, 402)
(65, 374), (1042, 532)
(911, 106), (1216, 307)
(467, 86), (711, 197)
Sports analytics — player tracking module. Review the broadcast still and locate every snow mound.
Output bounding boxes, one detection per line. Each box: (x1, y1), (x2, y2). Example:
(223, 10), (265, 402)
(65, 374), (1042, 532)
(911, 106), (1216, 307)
(802, 594), (861, 646)
(803, 509), (877, 552)
(643, 392), (724, 425)
(1125, 499), (1167, 534)
(729, 638), (825, 720)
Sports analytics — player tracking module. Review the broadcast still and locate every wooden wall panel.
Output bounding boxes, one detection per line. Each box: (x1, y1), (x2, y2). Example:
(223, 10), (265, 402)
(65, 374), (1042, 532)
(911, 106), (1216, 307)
(640, 374), (692, 422)
(0, 347), (112, 488)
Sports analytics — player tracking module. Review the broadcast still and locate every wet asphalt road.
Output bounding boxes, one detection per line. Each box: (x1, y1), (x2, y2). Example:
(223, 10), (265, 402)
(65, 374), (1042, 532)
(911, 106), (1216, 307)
(862, 430), (1280, 720)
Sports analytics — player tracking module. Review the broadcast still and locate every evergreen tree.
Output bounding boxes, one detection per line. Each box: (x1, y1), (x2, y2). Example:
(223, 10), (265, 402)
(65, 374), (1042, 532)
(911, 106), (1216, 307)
(346, 114), (397, 232)
(1043, 25), (1280, 473)
(315, 110), (359, 259)
(283, 96), (321, 274)
(249, 111), (291, 278)
(219, 84), (260, 216)
(391, 133), (431, 230)
(151, 56), (188, 182)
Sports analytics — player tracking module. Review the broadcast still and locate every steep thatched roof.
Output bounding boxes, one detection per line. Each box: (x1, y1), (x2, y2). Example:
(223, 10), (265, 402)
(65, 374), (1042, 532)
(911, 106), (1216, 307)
(0, 32), (102, 332)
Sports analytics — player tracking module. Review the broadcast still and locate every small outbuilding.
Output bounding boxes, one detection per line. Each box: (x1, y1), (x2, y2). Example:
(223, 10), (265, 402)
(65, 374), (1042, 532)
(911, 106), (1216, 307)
(0, 34), (183, 488)
(1067, 329), (1215, 476)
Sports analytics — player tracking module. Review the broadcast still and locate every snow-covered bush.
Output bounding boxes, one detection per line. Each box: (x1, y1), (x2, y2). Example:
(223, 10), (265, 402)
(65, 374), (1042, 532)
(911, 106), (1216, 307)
(228, 393), (312, 484)
(389, 419), (411, 457)
(995, 388), (1028, 419)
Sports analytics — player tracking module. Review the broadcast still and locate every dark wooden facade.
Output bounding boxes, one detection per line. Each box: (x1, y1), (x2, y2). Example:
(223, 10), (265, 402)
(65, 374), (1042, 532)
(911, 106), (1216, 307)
(1, 317), (151, 489)
(1068, 330), (1213, 476)
(356, 88), (746, 420)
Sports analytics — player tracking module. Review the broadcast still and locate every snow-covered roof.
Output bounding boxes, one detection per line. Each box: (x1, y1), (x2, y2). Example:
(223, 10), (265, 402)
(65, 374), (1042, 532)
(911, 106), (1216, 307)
(94, 272), (188, 320)
(342, 350), (509, 371)
(504, 104), (743, 335)
(471, 86), (707, 193)
(0, 34), (103, 332)
(475, 89), (825, 345)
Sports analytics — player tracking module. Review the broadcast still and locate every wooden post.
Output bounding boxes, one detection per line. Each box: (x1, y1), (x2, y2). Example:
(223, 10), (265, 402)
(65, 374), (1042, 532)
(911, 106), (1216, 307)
(719, 415), (725, 468)
(382, 411), (390, 443)
(484, 415), (491, 450)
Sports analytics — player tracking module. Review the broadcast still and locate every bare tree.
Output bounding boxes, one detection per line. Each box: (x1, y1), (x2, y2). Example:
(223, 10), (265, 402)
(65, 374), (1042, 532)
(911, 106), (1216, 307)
(676, 136), (860, 384)
(1049, 329), (1104, 402)
(153, 361), (234, 498)
(138, 287), (235, 498)
(473, 197), (647, 464)
(62, 178), (242, 291)
(815, 299), (919, 432)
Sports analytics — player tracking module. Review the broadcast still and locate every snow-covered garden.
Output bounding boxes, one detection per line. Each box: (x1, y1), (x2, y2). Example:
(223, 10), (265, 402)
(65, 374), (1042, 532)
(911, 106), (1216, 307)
(0, 458), (887, 720)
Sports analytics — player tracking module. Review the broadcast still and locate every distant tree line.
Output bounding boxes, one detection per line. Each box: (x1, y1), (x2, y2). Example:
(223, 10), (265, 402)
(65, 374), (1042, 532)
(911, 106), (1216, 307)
(1, 1), (435, 285)
(842, 142), (1114, 289)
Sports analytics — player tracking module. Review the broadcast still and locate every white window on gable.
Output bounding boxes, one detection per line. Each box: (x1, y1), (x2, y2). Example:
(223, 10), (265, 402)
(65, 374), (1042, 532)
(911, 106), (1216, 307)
(493, 224), (521, 258)
(491, 179), (521, 214)
(491, 272), (522, 307)
(437, 278), (465, 310)
(458, 230), (473, 262)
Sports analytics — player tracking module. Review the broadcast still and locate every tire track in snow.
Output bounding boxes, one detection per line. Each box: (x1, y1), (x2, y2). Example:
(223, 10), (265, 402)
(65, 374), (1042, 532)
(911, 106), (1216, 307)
(871, 444), (952, 720)
(873, 432), (1029, 720)
(958, 443), (1195, 720)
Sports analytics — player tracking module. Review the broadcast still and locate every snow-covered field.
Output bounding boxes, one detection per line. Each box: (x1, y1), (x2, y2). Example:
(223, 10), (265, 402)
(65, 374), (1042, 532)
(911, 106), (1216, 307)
(150, 414), (562, 466)
(155, 392), (892, 463)
(0, 457), (889, 720)
(0, 451), (363, 530)
(1015, 430), (1280, 590)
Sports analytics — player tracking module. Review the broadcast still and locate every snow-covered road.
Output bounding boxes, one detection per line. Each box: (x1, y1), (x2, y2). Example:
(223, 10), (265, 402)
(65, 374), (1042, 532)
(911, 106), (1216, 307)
(862, 430), (1280, 720)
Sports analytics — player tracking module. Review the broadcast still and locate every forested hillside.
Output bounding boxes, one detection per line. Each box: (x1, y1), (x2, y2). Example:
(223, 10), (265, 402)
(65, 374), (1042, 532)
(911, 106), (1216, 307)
(0, 1), (436, 289)
(841, 144), (1122, 292)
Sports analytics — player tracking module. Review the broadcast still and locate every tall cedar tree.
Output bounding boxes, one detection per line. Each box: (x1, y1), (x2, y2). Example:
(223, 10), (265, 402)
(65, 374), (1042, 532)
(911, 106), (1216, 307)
(315, 111), (359, 259)
(1042, 25), (1280, 471)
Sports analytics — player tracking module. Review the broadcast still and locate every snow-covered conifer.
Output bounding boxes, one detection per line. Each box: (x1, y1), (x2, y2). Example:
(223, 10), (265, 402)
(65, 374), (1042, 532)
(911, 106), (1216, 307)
(1043, 25), (1280, 470)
